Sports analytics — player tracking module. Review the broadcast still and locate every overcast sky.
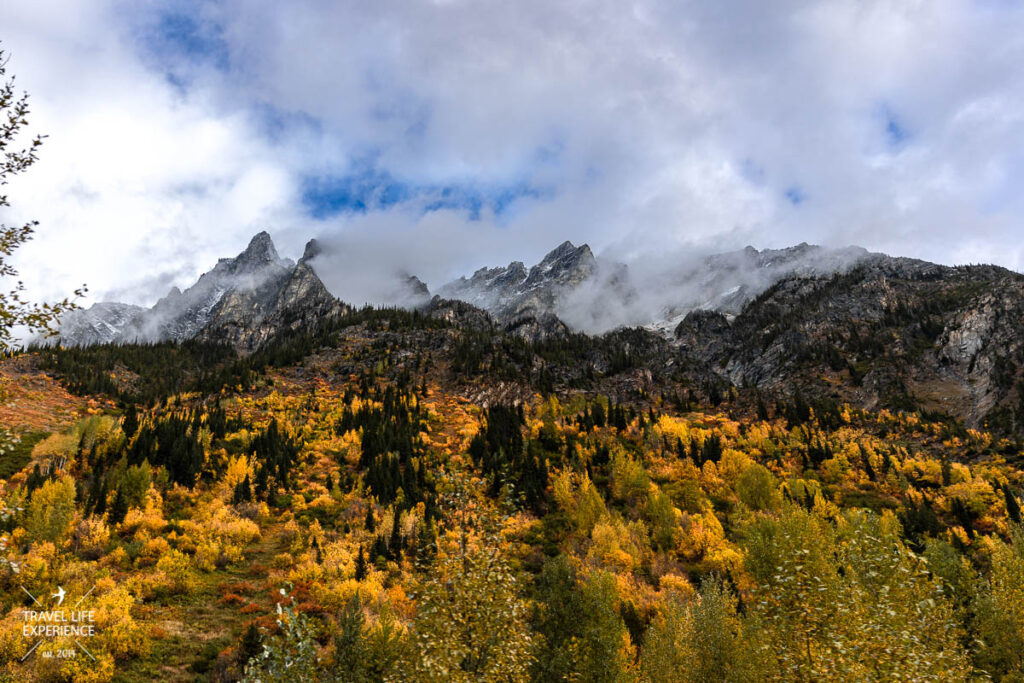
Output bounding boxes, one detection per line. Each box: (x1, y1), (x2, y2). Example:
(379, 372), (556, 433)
(3, 0), (1023, 307)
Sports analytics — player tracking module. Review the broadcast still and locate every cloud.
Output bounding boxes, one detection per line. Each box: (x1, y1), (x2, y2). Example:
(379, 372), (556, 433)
(2, 0), (1023, 313)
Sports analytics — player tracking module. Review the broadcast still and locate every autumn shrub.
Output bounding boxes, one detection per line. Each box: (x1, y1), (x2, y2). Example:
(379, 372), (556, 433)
(973, 525), (1024, 678)
(745, 506), (971, 680)
(736, 462), (780, 511)
(74, 517), (112, 560)
(552, 469), (607, 534)
(641, 578), (766, 683)
(153, 548), (198, 596)
(27, 475), (76, 545)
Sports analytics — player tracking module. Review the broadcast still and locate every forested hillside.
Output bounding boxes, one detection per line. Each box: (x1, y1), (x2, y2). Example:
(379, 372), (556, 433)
(1, 306), (1023, 681)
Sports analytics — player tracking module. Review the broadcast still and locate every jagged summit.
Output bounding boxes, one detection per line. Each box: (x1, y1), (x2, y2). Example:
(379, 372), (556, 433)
(58, 232), (343, 352)
(233, 230), (285, 269)
(300, 238), (322, 264)
(437, 240), (596, 337)
(538, 240), (589, 266)
(524, 241), (594, 288)
(434, 239), (874, 337)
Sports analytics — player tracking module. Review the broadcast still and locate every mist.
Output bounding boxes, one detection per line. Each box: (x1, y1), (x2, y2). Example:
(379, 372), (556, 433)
(299, 206), (875, 336)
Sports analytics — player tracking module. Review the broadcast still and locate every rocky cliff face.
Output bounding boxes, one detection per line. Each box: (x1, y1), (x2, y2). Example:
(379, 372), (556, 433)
(674, 256), (1024, 431)
(58, 232), (346, 353)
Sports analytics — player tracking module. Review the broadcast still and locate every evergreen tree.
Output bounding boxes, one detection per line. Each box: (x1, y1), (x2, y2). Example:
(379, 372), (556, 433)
(239, 622), (262, 668)
(388, 509), (402, 556)
(1005, 484), (1023, 524)
(354, 546), (367, 581)
(92, 477), (108, 517)
(108, 487), (128, 526)
(121, 404), (139, 439)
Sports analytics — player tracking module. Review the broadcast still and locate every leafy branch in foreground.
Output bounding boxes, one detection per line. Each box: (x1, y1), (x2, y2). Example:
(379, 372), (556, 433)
(0, 44), (85, 350)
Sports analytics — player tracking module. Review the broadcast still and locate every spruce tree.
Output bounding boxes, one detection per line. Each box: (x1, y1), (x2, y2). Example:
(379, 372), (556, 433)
(121, 404), (139, 439)
(354, 546), (367, 580)
(239, 622), (262, 667)
(1004, 484), (1022, 524)
(389, 510), (402, 556)
(108, 487), (128, 525)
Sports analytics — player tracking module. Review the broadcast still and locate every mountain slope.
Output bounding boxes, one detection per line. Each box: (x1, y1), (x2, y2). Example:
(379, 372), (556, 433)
(675, 257), (1024, 431)
(54, 233), (1024, 435)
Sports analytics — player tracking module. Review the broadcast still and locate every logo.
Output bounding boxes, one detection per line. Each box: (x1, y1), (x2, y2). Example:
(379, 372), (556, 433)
(20, 584), (97, 662)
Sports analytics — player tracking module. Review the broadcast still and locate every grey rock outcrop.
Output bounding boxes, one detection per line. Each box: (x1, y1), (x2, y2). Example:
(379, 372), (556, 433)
(677, 256), (1024, 429)
(438, 241), (595, 338)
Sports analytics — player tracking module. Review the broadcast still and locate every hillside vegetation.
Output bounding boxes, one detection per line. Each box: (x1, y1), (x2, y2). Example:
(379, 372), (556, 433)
(1, 307), (1023, 682)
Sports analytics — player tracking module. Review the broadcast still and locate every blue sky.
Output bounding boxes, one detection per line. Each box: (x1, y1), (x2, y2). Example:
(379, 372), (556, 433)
(3, 0), (1024, 306)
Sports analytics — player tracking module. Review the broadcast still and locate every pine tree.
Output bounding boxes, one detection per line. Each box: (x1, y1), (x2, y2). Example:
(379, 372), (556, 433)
(756, 394), (770, 421)
(389, 510), (402, 556)
(121, 404), (139, 439)
(1004, 484), (1023, 524)
(861, 445), (876, 481)
(334, 592), (368, 679)
(92, 477), (108, 517)
(311, 536), (323, 564)
(108, 487), (128, 525)
(354, 546), (367, 581)
(232, 474), (252, 505)
(254, 463), (269, 498)
(239, 622), (262, 667)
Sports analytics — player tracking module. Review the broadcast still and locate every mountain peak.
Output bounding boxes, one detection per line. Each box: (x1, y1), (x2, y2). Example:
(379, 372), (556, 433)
(540, 240), (590, 265)
(300, 238), (322, 264)
(58, 228), (342, 352)
(528, 240), (595, 285)
(236, 231), (281, 268)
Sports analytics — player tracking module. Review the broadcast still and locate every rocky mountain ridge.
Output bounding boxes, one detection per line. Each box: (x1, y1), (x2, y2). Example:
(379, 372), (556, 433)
(58, 231), (346, 352)
(55, 232), (1024, 435)
(59, 233), (878, 350)
(437, 240), (596, 339)
(434, 241), (1024, 432)
(435, 240), (877, 336)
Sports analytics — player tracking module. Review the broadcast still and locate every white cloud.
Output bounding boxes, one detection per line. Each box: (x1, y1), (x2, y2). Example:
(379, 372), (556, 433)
(1, 0), (1022, 312)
